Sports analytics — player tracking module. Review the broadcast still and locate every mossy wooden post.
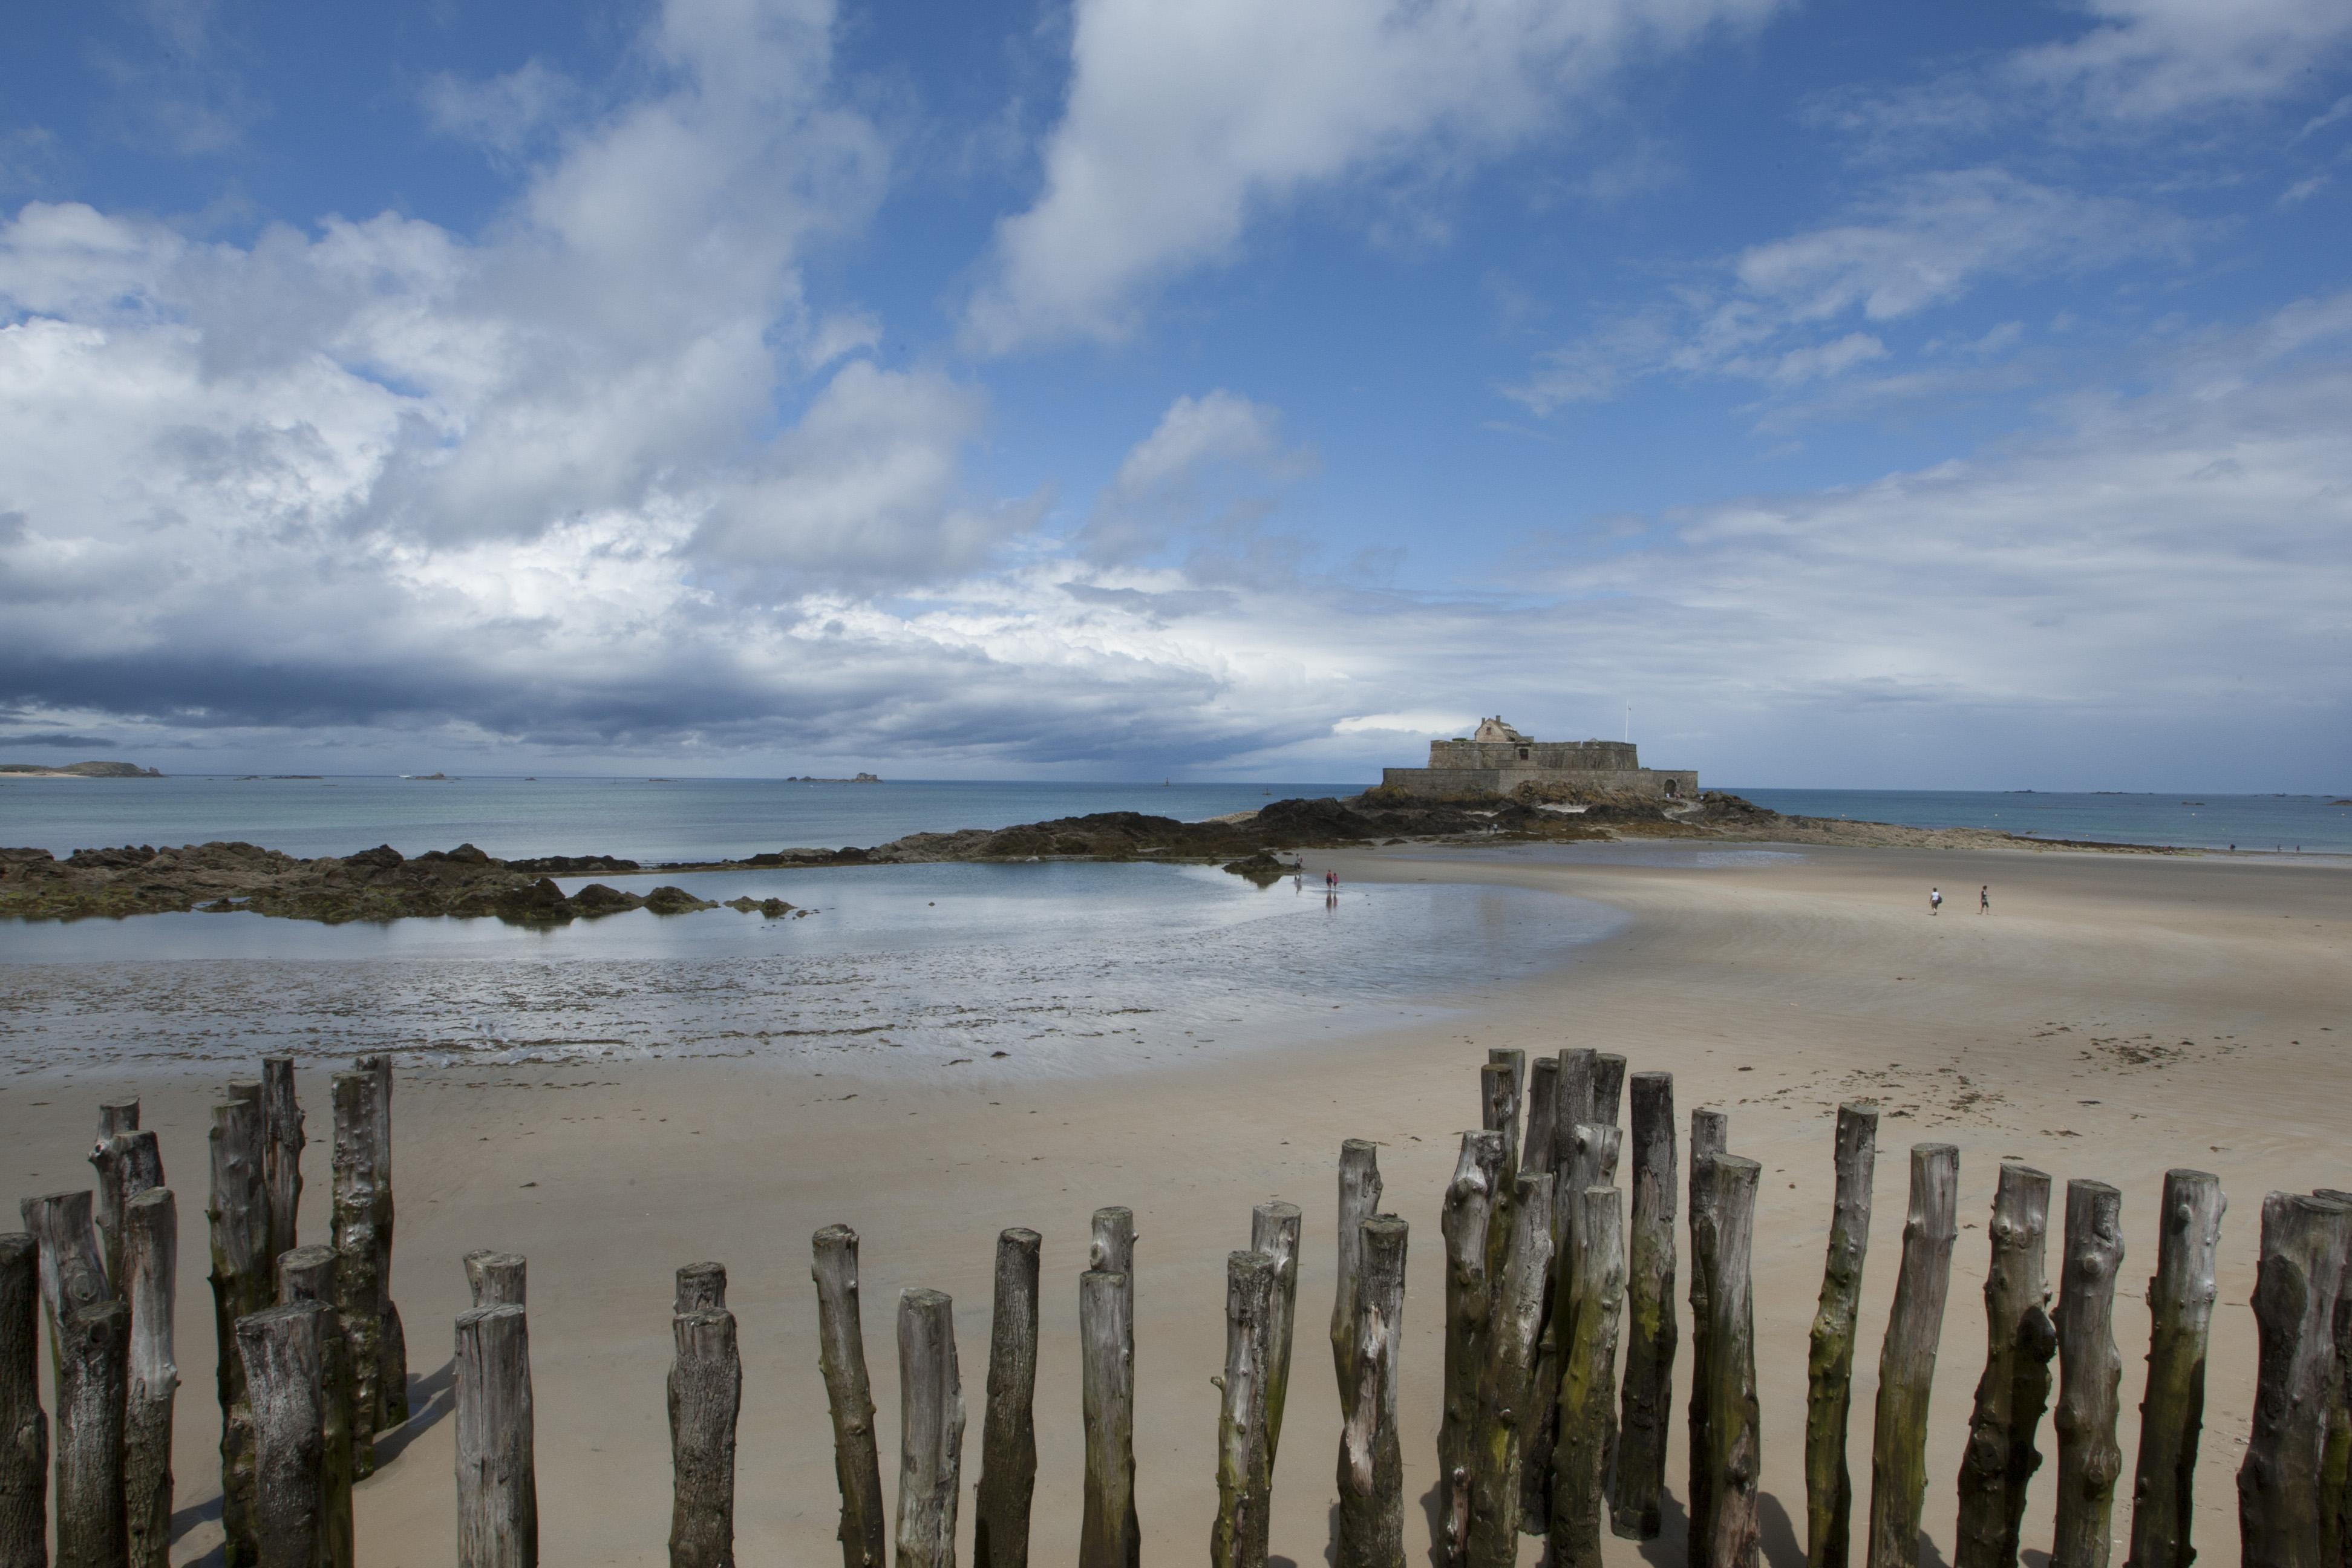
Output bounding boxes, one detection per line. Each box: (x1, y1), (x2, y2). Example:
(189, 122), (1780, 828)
(896, 1290), (963, 1568)
(211, 1096), (272, 1565)
(240, 1301), (327, 1568)
(2051, 1181), (2125, 1568)
(465, 1252), (528, 1308)
(261, 1058), (304, 1264)
(1697, 1155), (1765, 1568)
(2237, 1193), (2352, 1568)
(1593, 1054), (1626, 1128)
(1866, 1144), (1959, 1568)
(975, 1228), (1040, 1568)
(328, 1072), (385, 1474)
(123, 1189), (180, 1568)
(20, 1191), (110, 1356)
(811, 1225), (887, 1568)
(1527, 1114), (1618, 1535)
(276, 1246), (351, 1568)
(1806, 1102), (1879, 1568)
(454, 1303), (535, 1568)
(1483, 1054), (1524, 1184)
(1469, 1171), (1553, 1568)
(1616, 1071), (1677, 1541)
(91, 1126), (163, 1288)
(1336, 1215), (1408, 1568)
(670, 1286), (741, 1568)
(354, 1054), (407, 1427)
(2125, 1170), (2224, 1568)
(0, 1233), (46, 1568)
(1333, 1142), (1383, 1396)
(54, 1298), (128, 1568)
(1441, 1132), (1506, 1564)
(1215, 1250), (1278, 1568)
(1688, 1106), (1731, 1562)
(1251, 1201), (1302, 1469)
(1956, 1161), (2056, 1568)
(1079, 1268), (1138, 1568)
(1550, 1186), (1626, 1568)
(2310, 1187), (2351, 1568)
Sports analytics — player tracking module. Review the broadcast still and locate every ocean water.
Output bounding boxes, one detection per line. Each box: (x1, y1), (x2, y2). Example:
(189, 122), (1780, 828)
(1728, 788), (2352, 855)
(0, 861), (1621, 1073)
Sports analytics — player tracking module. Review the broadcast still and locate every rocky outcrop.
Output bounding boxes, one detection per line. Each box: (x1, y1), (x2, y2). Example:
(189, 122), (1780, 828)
(0, 760), (163, 777)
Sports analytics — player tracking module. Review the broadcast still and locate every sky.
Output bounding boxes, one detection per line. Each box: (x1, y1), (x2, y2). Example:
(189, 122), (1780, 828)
(1, 0), (2347, 789)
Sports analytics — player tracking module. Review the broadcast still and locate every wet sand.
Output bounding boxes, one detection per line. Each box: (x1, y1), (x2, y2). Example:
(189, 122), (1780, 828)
(4, 840), (2346, 1566)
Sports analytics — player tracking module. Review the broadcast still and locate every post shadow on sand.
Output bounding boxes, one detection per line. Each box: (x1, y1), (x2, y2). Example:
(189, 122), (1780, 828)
(1637, 1487), (1815, 1568)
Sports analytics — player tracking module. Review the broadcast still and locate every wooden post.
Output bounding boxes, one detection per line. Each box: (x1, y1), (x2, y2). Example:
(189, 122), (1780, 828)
(1332, 1143), (1382, 1403)
(1482, 1055), (1524, 1184)
(2237, 1193), (2352, 1568)
(2315, 1187), (2352, 1568)
(1593, 1054), (1626, 1127)
(465, 1252), (528, 1308)
(1526, 1120), (1620, 1534)
(1615, 1071), (1677, 1541)
(240, 1301), (327, 1568)
(675, 1262), (725, 1315)
(1250, 1201), (1302, 1469)
(454, 1303), (536, 1568)
(1336, 1216), (1408, 1568)
(261, 1058), (304, 1264)
(19, 1191), (110, 1350)
(811, 1225), (887, 1568)
(1688, 1106), (1731, 1562)
(99, 1099), (140, 1137)
(330, 1071), (386, 1471)
(2125, 1171), (2224, 1568)
(354, 1054), (407, 1428)
(1866, 1143), (1960, 1568)
(0, 1232), (46, 1568)
(123, 1189), (180, 1568)
(1215, 1250), (1278, 1568)
(975, 1228), (1041, 1568)
(1956, 1161), (2056, 1568)
(1550, 1186), (1626, 1568)
(211, 1095), (272, 1565)
(670, 1300), (741, 1568)
(895, 1289), (963, 1568)
(1440, 1131), (1506, 1566)
(54, 1298), (128, 1568)
(1523, 1059), (1561, 1187)
(1079, 1269), (1138, 1568)
(275, 1246), (352, 1568)
(1469, 1171), (1553, 1568)
(1696, 1155), (1765, 1568)
(1805, 1103), (1879, 1568)
(91, 1128), (163, 1288)
(2051, 1180), (2125, 1568)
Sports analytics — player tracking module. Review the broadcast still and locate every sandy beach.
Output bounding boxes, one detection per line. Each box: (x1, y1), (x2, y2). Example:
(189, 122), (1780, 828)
(5, 840), (2347, 1566)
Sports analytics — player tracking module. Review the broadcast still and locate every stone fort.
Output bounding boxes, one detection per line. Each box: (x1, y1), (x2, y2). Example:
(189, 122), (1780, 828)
(1379, 715), (1698, 800)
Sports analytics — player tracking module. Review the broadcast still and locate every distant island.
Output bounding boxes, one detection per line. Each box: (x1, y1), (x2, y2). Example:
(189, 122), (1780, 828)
(0, 760), (162, 779)
(785, 773), (883, 783)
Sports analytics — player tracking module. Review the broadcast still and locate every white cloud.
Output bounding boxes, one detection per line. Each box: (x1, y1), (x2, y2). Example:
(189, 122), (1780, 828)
(422, 60), (580, 161)
(1079, 390), (1317, 566)
(2279, 173), (2330, 207)
(2011, 0), (2352, 124)
(962, 0), (1785, 352)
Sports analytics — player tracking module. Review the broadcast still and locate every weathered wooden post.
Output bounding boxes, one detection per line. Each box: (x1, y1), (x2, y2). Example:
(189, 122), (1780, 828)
(1527, 1119), (1621, 1535)
(811, 1225), (887, 1568)
(19, 1191), (110, 1350)
(2052, 1180), (2125, 1568)
(1522, 1058), (1561, 1190)
(2125, 1170), (2224, 1568)
(54, 1298), (129, 1568)
(1079, 1267), (1138, 1568)
(1216, 1250), (1278, 1568)
(975, 1228), (1040, 1568)
(1333, 1142), (1382, 1399)
(275, 1246), (352, 1568)
(2316, 1187), (2352, 1568)
(895, 1289), (963, 1568)
(211, 1095), (272, 1564)
(1250, 1201), (1302, 1468)
(1615, 1071), (1677, 1541)
(1866, 1144), (1960, 1568)
(1550, 1186), (1626, 1568)
(1336, 1215), (1408, 1568)
(1557, 1048), (1597, 1134)
(1698, 1154), (1765, 1568)
(1469, 1171), (1553, 1568)
(330, 1070), (393, 1460)
(0, 1232), (46, 1568)
(1593, 1054), (1626, 1127)
(1688, 1106), (1731, 1563)
(99, 1099), (140, 1138)
(670, 1268), (741, 1568)
(1956, 1161), (2056, 1568)
(123, 1188), (180, 1568)
(1482, 1054), (1524, 1183)
(261, 1058), (304, 1264)
(1440, 1131), (1506, 1567)
(2237, 1192), (2352, 1568)
(1091, 1206), (1136, 1321)
(454, 1302), (536, 1568)
(465, 1252), (528, 1308)
(1806, 1102), (1879, 1568)
(354, 1054), (407, 1428)
(91, 1126), (163, 1287)
(240, 1301), (328, 1568)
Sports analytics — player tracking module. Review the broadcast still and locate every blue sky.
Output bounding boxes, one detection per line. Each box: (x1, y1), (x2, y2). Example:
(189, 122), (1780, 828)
(1, 0), (2347, 788)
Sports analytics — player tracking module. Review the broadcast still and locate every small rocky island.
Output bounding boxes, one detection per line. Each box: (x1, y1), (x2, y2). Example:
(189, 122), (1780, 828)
(1, 759), (163, 778)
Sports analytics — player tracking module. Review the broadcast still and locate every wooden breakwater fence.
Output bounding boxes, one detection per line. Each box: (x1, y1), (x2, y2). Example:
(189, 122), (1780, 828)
(2, 1047), (2348, 1568)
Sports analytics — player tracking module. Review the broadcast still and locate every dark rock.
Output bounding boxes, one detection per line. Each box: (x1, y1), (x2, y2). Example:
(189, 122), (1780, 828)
(344, 844), (405, 870)
(1221, 852), (1290, 886)
(724, 896), (795, 917)
(642, 885), (717, 915)
(569, 883), (644, 916)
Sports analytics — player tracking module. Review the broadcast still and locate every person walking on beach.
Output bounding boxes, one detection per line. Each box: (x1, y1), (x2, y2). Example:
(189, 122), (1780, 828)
(1930, 886), (1942, 915)
(1979, 885), (1990, 913)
